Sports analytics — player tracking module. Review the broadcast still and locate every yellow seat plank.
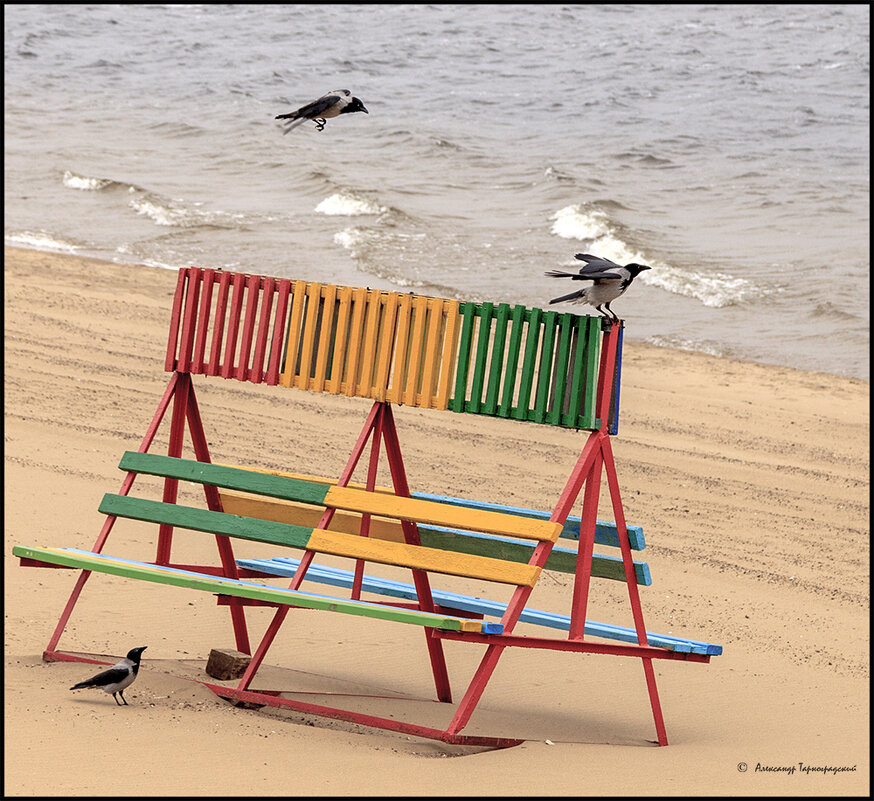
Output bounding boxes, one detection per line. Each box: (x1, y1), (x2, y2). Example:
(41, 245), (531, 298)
(307, 528), (541, 586)
(324, 485), (561, 542)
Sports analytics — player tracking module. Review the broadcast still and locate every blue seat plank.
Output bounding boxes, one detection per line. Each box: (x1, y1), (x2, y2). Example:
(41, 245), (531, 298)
(237, 556), (721, 656)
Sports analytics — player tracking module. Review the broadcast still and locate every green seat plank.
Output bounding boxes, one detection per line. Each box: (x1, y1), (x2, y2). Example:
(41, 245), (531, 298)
(11, 546), (501, 633)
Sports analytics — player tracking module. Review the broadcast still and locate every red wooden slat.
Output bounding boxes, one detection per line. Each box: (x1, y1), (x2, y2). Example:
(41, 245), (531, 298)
(176, 267), (202, 373)
(250, 277), (276, 384)
(235, 274), (262, 381)
(221, 273), (247, 379)
(165, 269), (189, 372)
(191, 268), (216, 374)
(265, 279), (291, 385)
(206, 271), (232, 376)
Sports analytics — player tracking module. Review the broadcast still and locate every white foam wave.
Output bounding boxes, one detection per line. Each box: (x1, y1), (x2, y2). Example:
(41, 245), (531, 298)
(315, 191), (387, 217)
(5, 230), (79, 253)
(127, 193), (250, 228)
(62, 170), (115, 191)
(550, 204), (756, 308)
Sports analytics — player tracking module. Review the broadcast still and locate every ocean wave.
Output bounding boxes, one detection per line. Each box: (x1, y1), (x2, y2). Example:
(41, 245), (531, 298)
(549, 203), (757, 308)
(315, 191), (387, 217)
(5, 230), (80, 253)
(62, 170), (124, 191)
(644, 335), (733, 359)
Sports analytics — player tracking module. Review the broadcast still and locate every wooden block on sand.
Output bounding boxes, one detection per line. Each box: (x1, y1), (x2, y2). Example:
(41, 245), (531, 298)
(205, 648), (251, 680)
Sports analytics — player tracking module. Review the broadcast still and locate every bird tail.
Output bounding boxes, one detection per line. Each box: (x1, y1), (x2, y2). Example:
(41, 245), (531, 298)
(544, 269), (580, 279)
(279, 116), (308, 135)
(70, 680), (92, 690)
(549, 289), (586, 305)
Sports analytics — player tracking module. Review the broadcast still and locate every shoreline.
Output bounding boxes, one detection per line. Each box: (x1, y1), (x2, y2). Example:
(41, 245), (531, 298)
(4, 245), (869, 796)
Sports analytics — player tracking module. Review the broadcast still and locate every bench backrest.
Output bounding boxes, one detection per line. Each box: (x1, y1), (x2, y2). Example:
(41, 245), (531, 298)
(165, 267), (622, 432)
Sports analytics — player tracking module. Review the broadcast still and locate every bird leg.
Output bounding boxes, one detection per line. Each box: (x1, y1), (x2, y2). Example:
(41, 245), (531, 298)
(113, 692), (124, 706)
(314, 118), (327, 131)
(604, 303), (620, 322)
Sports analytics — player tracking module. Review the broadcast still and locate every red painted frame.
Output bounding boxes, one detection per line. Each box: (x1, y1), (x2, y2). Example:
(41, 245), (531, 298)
(37, 311), (687, 748)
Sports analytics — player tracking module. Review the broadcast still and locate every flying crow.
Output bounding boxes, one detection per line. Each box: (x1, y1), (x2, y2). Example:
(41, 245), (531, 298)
(275, 89), (368, 134)
(70, 646), (147, 705)
(545, 253), (651, 321)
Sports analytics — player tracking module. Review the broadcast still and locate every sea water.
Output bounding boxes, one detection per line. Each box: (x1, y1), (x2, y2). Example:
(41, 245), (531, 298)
(4, 4), (869, 378)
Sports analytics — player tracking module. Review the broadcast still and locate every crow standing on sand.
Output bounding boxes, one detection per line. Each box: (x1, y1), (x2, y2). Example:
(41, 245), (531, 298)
(69, 646), (147, 705)
(275, 89), (368, 134)
(545, 253), (651, 321)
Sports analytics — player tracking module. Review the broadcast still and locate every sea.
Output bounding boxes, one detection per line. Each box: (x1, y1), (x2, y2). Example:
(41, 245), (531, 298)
(4, 4), (870, 379)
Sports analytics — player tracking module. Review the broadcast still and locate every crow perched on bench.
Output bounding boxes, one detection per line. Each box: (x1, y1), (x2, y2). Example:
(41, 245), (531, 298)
(546, 254), (651, 320)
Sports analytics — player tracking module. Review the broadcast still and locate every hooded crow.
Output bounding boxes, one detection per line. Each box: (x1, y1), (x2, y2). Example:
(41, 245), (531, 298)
(275, 89), (368, 134)
(70, 646), (147, 705)
(545, 253), (651, 321)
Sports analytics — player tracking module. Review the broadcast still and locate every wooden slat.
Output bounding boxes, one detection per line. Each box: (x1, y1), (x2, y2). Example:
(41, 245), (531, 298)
(326, 286), (353, 394)
(250, 276), (275, 384)
(435, 301), (460, 410)
(191, 268), (217, 374)
(466, 303), (493, 413)
(498, 304), (526, 417)
(220, 272), (247, 379)
(418, 298), (444, 408)
(234, 274), (261, 381)
(513, 308), (540, 420)
(402, 296), (429, 406)
(12, 546), (497, 633)
(373, 292), (398, 401)
(165, 269), (189, 372)
(311, 284), (337, 393)
(324, 485), (561, 542)
(176, 266), (201, 373)
(279, 280), (307, 387)
(386, 294), (412, 403)
(484, 303), (510, 415)
(206, 271), (232, 376)
(265, 278), (290, 385)
(307, 529), (541, 586)
(340, 287), (368, 396)
(547, 313), (573, 426)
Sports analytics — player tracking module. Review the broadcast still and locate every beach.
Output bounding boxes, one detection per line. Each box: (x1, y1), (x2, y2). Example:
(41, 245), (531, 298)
(3, 245), (869, 796)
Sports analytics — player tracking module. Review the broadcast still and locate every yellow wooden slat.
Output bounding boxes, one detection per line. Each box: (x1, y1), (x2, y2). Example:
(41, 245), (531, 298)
(325, 485), (561, 542)
(435, 300), (461, 410)
(418, 298), (445, 409)
(403, 296), (430, 406)
(386, 294), (413, 404)
(356, 289), (383, 397)
(326, 286), (353, 394)
(308, 528), (541, 586)
(310, 284), (337, 393)
(341, 287), (369, 396)
(373, 293), (399, 401)
(220, 491), (406, 542)
(279, 280), (308, 387)
(295, 283), (322, 390)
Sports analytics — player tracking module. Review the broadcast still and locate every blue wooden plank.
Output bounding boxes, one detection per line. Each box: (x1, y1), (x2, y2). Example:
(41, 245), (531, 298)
(57, 549), (504, 634)
(411, 491), (646, 550)
(237, 556), (721, 655)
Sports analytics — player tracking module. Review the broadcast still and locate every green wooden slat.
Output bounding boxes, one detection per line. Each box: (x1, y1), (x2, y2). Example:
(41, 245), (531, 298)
(546, 313), (573, 426)
(512, 308), (541, 420)
(99, 494), (315, 549)
(465, 303), (493, 413)
(449, 303), (477, 412)
(498, 304), (526, 418)
(119, 452), (331, 506)
(483, 303), (510, 415)
(11, 546), (477, 631)
(416, 526), (650, 583)
(579, 316), (601, 429)
(531, 311), (557, 424)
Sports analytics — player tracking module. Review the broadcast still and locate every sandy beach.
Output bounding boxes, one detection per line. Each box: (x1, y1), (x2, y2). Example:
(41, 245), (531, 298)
(4, 245), (869, 796)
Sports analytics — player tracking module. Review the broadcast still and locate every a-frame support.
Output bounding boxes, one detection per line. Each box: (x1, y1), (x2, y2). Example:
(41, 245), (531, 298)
(42, 371), (252, 662)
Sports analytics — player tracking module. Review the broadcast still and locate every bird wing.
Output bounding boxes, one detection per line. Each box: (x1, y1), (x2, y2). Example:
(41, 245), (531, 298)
(574, 254), (624, 275)
(280, 92), (345, 120)
(71, 665), (130, 689)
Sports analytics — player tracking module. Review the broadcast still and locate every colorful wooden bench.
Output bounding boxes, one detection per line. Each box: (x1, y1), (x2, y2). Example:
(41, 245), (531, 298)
(15, 267), (721, 748)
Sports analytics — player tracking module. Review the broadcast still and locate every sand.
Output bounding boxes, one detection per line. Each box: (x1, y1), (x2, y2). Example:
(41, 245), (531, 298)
(3, 245), (869, 796)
